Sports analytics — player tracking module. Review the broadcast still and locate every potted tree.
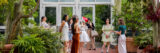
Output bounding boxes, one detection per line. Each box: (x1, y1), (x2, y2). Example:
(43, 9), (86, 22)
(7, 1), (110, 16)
(0, 0), (40, 53)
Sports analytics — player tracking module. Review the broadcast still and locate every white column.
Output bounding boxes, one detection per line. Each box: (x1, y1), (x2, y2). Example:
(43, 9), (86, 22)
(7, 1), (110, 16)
(75, 0), (80, 20)
(39, 0), (44, 25)
(93, 5), (95, 25)
(111, 0), (115, 24)
(57, 5), (61, 26)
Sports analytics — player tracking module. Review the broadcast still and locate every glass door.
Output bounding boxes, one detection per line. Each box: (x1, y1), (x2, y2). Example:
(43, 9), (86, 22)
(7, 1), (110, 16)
(45, 6), (57, 25)
(59, 5), (75, 24)
(80, 5), (95, 24)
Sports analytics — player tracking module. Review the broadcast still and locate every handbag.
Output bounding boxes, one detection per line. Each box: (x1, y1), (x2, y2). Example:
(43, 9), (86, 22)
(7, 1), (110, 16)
(91, 30), (98, 37)
(106, 35), (109, 39)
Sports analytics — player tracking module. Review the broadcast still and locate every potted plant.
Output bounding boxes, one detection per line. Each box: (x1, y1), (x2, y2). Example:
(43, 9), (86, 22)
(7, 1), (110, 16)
(0, 34), (15, 53)
(134, 32), (153, 53)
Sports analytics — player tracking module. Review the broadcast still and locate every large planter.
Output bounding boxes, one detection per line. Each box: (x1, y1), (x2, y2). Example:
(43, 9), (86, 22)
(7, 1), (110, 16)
(137, 47), (143, 53)
(0, 44), (14, 53)
(143, 45), (154, 53)
(126, 37), (137, 52)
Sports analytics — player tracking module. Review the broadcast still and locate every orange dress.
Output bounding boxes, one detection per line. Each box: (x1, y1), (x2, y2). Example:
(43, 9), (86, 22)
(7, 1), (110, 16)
(71, 25), (80, 53)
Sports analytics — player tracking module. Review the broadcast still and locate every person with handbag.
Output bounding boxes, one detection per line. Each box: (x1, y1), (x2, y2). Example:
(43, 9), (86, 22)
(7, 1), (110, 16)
(86, 18), (96, 50)
(101, 18), (114, 53)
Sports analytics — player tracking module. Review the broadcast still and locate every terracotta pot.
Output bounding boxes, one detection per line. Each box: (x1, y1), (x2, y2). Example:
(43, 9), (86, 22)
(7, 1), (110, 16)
(0, 44), (14, 53)
(137, 48), (143, 53)
(126, 37), (137, 52)
(143, 45), (154, 53)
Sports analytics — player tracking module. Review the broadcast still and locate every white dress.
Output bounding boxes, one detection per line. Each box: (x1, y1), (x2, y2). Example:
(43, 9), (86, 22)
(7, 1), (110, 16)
(80, 25), (90, 42)
(61, 22), (69, 42)
(41, 22), (50, 29)
(101, 25), (114, 42)
(118, 34), (127, 53)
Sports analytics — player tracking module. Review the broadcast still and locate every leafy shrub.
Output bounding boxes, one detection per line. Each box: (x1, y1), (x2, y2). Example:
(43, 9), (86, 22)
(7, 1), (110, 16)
(24, 26), (63, 53)
(11, 34), (45, 53)
(134, 32), (153, 49)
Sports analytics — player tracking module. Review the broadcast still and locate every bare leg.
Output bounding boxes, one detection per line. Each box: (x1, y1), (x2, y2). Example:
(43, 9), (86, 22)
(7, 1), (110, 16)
(68, 40), (72, 52)
(87, 29), (91, 50)
(106, 42), (110, 53)
(91, 37), (96, 50)
(64, 41), (68, 53)
(79, 42), (84, 53)
(101, 42), (106, 52)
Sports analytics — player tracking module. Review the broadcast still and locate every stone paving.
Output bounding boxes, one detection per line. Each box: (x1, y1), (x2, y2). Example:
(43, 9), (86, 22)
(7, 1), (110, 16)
(80, 42), (117, 53)
(81, 47), (116, 53)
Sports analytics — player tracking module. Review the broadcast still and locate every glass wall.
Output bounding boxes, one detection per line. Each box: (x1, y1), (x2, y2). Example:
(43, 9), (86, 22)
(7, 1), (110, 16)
(44, 0), (111, 2)
(60, 0), (74, 2)
(96, 0), (111, 2)
(44, 0), (58, 2)
(82, 7), (93, 21)
(80, 0), (95, 2)
(61, 7), (73, 18)
(45, 7), (56, 25)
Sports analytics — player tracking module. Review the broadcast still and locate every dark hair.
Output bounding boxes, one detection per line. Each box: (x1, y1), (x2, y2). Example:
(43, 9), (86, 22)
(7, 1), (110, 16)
(118, 18), (125, 25)
(88, 18), (91, 21)
(41, 16), (46, 22)
(68, 18), (72, 25)
(71, 15), (78, 35)
(62, 14), (68, 22)
(106, 18), (110, 24)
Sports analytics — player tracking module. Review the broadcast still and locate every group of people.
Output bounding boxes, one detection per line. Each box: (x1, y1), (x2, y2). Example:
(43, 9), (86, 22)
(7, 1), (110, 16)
(40, 15), (127, 53)
(59, 15), (96, 53)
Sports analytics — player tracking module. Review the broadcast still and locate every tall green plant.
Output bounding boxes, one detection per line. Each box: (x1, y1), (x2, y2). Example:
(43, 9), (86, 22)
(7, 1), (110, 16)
(113, 0), (152, 36)
(11, 34), (45, 53)
(0, 0), (40, 43)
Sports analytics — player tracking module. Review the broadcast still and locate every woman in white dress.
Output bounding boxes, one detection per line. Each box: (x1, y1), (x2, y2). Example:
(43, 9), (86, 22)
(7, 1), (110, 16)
(41, 16), (50, 29)
(101, 18), (114, 53)
(114, 18), (127, 53)
(79, 21), (90, 53)
(59, 14), (69, 53)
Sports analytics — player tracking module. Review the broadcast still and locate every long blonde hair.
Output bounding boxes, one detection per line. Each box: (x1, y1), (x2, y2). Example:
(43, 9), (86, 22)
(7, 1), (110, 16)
(118, 18), (125, 25)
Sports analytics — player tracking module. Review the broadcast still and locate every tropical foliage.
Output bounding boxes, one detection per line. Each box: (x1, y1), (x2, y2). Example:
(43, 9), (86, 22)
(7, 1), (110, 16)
(24, 26), (63, 53)
(11, 34), (46, 53)
(113, 0), (152, 36)
(0, 0), (8, 6)
(0, 0), (40, 43)
(134, 32), (153, 49)
(146, 2), (160, 22)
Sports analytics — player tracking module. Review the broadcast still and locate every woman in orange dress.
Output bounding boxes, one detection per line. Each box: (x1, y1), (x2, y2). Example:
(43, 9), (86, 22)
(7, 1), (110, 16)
(71, 15), (80, 53)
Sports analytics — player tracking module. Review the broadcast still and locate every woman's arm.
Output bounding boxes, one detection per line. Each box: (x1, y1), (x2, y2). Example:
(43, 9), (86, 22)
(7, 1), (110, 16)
(115, 31), (121, 35)
(102, 25), (106, 35)
(59, 21), (65, 32)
